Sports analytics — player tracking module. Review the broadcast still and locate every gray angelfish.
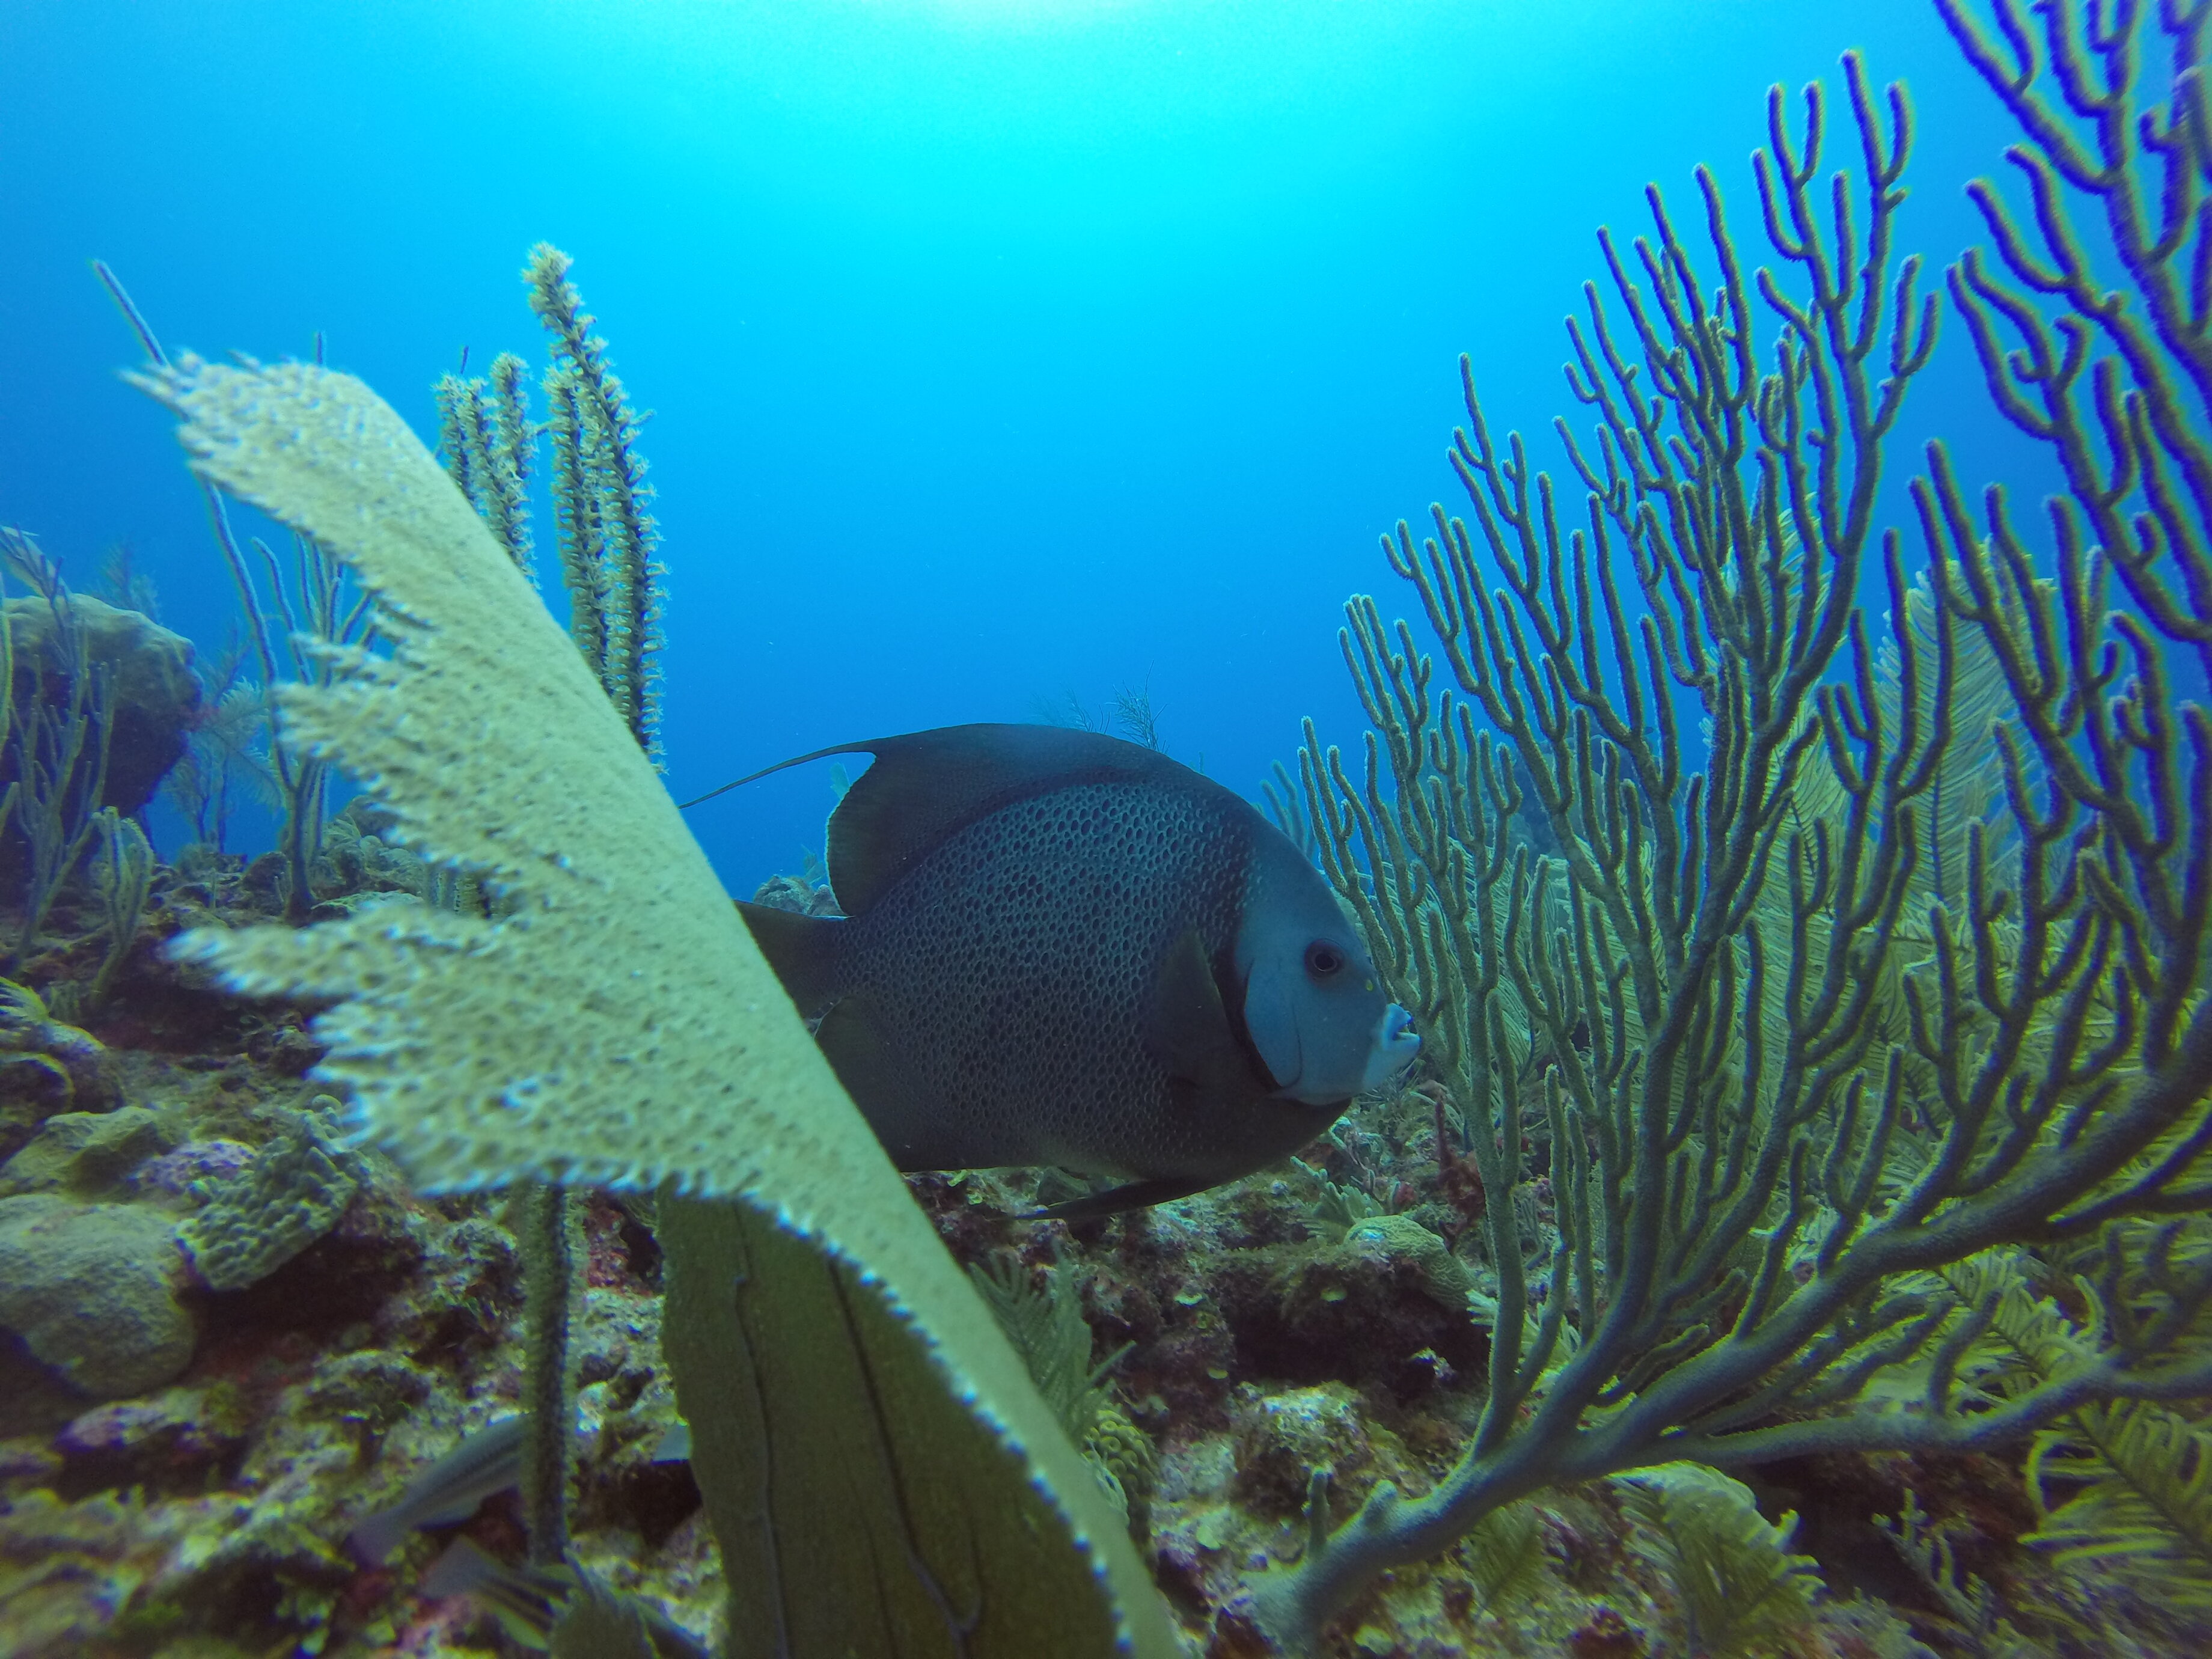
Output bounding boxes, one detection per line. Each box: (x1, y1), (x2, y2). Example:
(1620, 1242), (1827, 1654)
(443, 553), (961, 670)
(718, 724), (1420, 1218)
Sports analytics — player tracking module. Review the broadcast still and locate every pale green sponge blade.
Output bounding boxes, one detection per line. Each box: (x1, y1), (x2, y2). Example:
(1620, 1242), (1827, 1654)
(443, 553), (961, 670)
(136, 358), (1179, 1659)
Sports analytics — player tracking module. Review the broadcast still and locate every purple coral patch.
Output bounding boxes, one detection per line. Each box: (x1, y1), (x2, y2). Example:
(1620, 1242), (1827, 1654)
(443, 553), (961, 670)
(132, 1139), (255, 1200)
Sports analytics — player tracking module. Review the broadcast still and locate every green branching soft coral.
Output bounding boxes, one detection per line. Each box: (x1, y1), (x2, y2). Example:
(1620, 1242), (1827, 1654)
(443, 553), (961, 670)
(86, 806), (153, 1009)
(1862, 1229), (2212, 1632)
(967, 1254), (1150, 1517)
(967, 1257), (1126, 1446)
(516, 1179), (580, 1569)
(2026, 1392), (2212, 1615)
(527, 243), (663, 764)
(1257, 3), (2212, 1646)
(1458, 1500), (1547, 1626)
(434, 350), (537, 586)
(0, 977), (118, 1126)
(1293, 1154), (1393, 1239)
(964, 1256), (1168, 1530)
(1613, 1464), (1822, 1658)
(437, 252), (665, 1577)
(1878, 1491), (2050, 1659)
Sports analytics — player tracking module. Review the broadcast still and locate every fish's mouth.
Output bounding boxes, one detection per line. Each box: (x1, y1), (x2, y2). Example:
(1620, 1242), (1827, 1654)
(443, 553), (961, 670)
(1360, 1004), (1421, 1092)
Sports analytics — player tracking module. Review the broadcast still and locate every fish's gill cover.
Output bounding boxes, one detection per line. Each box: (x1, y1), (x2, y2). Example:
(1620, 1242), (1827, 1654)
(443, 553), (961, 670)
(132, 358), (1179, 1658)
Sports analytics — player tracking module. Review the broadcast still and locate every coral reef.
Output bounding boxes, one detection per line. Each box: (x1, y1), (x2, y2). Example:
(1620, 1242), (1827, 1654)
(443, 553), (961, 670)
(176, 1096), (366, 1292)
(0, 978), (121, 1158)
(0, 911), (2190, 1656)
(525, 244), (664, 762)
(1257, 3), (2212, 1645)
(0, 1194), (195, 1400)
(1, 3), (2202, 1655)
(0, 1104), (174, 1196)
(128, 350), (1176, 1654)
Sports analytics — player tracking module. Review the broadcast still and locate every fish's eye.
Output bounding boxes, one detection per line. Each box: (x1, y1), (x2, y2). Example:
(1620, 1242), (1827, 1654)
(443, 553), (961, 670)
(1304, 940), (1347, 979)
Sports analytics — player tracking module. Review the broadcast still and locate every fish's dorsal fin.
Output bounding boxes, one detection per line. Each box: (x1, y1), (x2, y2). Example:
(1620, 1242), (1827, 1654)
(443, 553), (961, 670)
(826, 724), (1204, 916)
(686, 724), (1235, 916)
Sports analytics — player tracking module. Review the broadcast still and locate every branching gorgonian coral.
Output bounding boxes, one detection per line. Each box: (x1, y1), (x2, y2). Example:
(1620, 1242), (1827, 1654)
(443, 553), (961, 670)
(1257, 7), (2212, 1646)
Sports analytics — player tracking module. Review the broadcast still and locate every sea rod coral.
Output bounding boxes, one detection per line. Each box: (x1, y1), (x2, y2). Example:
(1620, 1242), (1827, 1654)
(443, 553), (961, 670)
(1251, 5), (2212, 1649)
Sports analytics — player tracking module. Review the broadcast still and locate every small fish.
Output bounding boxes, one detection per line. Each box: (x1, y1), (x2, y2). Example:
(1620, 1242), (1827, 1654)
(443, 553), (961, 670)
(420, 1538), (570, 1650)
(348, 1414), (527, 1565)
(712, 724), (1420, 1218)
(422, 1538), (712, 1658)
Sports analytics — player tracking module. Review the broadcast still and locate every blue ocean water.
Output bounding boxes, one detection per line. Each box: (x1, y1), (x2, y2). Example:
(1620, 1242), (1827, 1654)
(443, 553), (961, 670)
(1, 0), (2053, 894)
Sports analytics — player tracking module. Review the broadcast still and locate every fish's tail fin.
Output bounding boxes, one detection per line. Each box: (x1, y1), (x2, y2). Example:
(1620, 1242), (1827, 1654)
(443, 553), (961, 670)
(420, 1539), (570, 1647)
(735, 902), (845, 1015)
(348, 1504), (414, 1568)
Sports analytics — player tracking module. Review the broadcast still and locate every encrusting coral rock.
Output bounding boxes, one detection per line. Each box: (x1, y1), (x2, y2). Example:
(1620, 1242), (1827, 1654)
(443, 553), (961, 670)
(1336, 1212), (1471, 1304)
(130, 1137), (254, 1202)
(1231, 1382), (1389, 1517)
(0, 979), (121, 1159)
(1, 593), (203, 818)
(176, 1096), (367, 1291)
(1200, 1206), (1484, 1402)
(0, 1193), (196, 1397)
(0, 1105), (176, 1196)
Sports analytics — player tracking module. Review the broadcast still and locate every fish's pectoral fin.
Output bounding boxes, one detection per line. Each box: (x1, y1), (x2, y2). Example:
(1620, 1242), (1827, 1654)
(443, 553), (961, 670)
(1018, 1175), (1215, 1223)
(1148, 927), (1263, 1102)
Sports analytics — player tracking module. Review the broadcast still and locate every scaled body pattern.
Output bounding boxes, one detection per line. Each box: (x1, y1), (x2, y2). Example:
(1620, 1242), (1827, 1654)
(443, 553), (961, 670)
(733, 724), (1420, 1215)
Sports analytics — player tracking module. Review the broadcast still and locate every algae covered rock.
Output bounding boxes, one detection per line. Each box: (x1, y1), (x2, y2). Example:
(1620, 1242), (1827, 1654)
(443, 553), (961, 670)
(1231, 1381), (1382, 1516)
(1216, 1211), (1483, 1399)
(0, 1194), (194, 1397)
(56, 1385), (251, 1496)
(0, 1486), (225, 1657)
(0, 1105), (176, 1197)
(1337, 1212), (1472, 1303)
(1, 592), (202, 817)
(0, 979), (121, 1161)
